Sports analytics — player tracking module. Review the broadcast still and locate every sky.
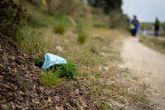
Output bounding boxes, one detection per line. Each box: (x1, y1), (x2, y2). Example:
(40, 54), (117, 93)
(122, 0), (165, 22)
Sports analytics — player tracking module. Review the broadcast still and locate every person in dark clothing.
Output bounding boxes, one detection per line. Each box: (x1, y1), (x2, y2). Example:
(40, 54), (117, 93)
(154, 17), (160, 36)
(129, 15), (139, 37)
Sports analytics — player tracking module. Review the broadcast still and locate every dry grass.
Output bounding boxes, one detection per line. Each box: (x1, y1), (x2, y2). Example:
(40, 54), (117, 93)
(41, 24), (155, 109)
(139, 36), (165, 54)
(24, 3), (155, 109)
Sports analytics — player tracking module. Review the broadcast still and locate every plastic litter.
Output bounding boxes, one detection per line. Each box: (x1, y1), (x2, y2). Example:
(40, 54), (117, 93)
(41, 53), (67, 70)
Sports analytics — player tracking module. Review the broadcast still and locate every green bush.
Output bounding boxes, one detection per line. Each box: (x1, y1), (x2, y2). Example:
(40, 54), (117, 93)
(54, 16), (69, 34)
(51, 61), (77, 79)
(88, 0), (122, 14)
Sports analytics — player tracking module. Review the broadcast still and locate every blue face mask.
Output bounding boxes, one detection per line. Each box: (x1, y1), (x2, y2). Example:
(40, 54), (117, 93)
(42, 53), (67, 70)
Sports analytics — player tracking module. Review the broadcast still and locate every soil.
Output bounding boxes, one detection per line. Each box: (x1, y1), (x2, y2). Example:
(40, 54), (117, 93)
(121, 37), (165, 110)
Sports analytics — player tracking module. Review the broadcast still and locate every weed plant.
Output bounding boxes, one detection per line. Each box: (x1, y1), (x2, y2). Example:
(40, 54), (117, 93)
(50, 61), (77, 79)
(78, 30), (87, 44)
(54, 16), (69, 34)
(17, 23), (48, 57)
(39, 61), (77, 86)
(77, 23), (87, 44)
(40, 70), (60, 86)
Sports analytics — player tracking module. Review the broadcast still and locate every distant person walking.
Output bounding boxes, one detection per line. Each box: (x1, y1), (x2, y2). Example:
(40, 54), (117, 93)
(129, 15), (139, 36)
(154, 17), (160, 36)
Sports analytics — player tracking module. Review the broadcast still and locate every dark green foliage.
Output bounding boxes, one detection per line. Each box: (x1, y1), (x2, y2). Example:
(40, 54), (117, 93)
(51, 61), (77, 79)
(88, 0), (123, 14)
(88, 0), (128, 28)
(0, 0), (25, 38)
(104, 0), (122, 13)
(34, 59), (44, 68)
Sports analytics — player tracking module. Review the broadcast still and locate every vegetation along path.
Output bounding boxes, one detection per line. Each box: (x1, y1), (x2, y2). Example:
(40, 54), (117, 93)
(121, 37), (165, 110)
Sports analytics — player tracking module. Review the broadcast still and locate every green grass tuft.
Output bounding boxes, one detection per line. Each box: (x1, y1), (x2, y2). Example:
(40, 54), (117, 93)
(78, 30), (87, 44)
(96, 101), (111, 110)
(17, 23), (49, 57)
(54, 16), (69, 34)
(77, 23), (88, 44)
(51, 61), (77, 79)
(40, 70), (60, 86)
(39, 61), (77, 86)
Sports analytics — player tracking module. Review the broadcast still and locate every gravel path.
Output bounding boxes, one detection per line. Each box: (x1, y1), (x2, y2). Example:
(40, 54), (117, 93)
(121, 37), (165, 110)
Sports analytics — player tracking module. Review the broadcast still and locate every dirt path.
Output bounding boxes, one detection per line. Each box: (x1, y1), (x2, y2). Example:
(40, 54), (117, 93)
(121, 37), (165, 110)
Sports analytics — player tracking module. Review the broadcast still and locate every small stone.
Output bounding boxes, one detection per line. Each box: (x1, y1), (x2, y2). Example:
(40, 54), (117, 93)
(47, 96), (52, 103)
(104, 67), (109, 71)
(98, 67), (102, 71)
(56, 45), (63, 52)
(75, 89), (79, 94)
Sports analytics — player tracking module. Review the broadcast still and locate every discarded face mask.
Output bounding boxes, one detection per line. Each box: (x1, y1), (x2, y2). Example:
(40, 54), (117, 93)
(41, 53), (67, 70)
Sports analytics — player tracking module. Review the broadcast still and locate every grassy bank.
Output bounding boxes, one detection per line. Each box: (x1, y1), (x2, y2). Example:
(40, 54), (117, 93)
(3, 1), (156, 109)
(139, 36), (165, 54)
(22, 3), (155, 109)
